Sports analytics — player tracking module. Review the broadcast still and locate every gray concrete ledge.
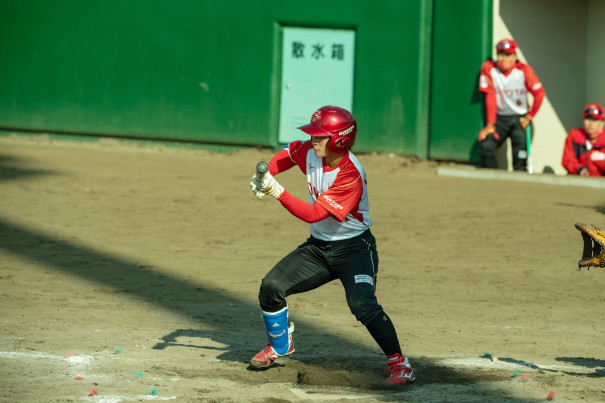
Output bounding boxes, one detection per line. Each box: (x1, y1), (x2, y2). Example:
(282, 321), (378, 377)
(437, 166), (605, 189)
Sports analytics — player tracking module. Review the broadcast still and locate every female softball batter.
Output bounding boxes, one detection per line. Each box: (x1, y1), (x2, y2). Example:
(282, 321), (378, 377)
(249, 105), (415, 385)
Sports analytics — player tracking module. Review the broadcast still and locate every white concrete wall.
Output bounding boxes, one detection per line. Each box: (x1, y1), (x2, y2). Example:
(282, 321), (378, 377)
(493, 0), (605, 175)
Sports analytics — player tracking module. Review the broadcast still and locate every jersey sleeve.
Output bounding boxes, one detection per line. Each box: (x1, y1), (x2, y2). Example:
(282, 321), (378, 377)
(561, 129), (585, 174)
(478, 61), (496, 94)
(479, 61), (498, 122)
(286, 140), (314, 174)
(315, 167), (363, 222)
(268, 148), (296, 175)
(484, 90), (498, 124)
(278, 190), (330, 223)
(521, 63), (546, 118)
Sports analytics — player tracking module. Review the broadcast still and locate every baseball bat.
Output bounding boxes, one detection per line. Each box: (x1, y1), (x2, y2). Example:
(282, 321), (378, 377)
(526, 124), (533, 174)
(256, 161), (268, 180)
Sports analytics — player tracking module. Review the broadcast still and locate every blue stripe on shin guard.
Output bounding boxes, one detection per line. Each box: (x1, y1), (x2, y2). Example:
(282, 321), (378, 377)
(261, 306), (290, 355)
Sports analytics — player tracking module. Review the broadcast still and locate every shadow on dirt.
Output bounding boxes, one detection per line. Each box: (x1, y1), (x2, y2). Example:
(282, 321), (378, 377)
(555, 357), (605, 378)
(0, 217), (533, 401)
(556, 356), (605, 369)
(0, 154), (55, 181)
(556, 202), (605, 216)
(491, 355), (605, 378)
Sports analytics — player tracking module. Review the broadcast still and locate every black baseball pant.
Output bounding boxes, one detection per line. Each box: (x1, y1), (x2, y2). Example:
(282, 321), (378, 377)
(258, 229), (403, 356)
(479, 114), (530, 171)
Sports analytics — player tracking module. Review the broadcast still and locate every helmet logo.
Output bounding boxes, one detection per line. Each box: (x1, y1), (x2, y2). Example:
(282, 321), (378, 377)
(338, 125), (354, 136)
(311, 110), (322, 123)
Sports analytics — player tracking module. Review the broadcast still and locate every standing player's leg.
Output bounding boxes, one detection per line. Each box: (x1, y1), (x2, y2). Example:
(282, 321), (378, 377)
(479, 118), (508, 169)
(331, 231), (415, 385)
(510, 116), (528, 171)
(250, 241), (333, 368)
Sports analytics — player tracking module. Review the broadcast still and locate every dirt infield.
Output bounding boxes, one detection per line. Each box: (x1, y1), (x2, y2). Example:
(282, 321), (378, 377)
(1, 136), (604, 402)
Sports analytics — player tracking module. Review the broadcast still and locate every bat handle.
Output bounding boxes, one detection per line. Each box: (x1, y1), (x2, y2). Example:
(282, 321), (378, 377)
(525, 125), (533, 174)
(256, 161), (268, 180)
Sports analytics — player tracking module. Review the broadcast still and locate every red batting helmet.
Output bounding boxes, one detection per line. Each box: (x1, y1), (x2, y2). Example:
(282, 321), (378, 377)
(298, 105), (357, 152)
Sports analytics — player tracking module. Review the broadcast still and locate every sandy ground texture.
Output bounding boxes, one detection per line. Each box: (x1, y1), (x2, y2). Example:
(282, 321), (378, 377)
(1, 135), (604, 403)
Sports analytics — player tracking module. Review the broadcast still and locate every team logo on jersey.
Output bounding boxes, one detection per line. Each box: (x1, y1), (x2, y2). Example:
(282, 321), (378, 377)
(311, 110), (322, 123)
(354, 274), (374, 286)
(496, 88), (527, 98)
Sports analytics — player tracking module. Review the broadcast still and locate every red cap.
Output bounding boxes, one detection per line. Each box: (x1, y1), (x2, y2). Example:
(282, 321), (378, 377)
(496, 39), (517, 55)
(583, 103), (604, 120)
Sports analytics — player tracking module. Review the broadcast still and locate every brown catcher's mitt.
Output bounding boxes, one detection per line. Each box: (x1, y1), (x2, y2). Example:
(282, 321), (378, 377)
(575, 223), (605, 268)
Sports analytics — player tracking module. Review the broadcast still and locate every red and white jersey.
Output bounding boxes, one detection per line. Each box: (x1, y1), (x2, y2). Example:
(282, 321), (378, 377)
(286, 140), (371, 241)
(479, 60), (543, 116)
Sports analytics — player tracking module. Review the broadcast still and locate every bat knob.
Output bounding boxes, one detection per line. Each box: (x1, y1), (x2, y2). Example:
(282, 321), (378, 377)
(256, 161), (268, 178)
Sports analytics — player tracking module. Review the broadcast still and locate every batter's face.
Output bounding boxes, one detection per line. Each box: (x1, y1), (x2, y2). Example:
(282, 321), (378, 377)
(584, 118), (604, 139)
(311, 136), (330, 158)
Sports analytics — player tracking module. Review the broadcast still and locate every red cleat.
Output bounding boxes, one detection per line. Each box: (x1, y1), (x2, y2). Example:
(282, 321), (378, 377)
(250, 323), (294, 368)
(384, 353), (415, 385)
(250, 342), (295, 368)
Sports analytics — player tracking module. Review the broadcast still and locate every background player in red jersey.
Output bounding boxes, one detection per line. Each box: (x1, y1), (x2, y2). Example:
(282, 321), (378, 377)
(477, 38), (546, 170)
(248, 106), (415, 385)
(562, 103), (605, 176)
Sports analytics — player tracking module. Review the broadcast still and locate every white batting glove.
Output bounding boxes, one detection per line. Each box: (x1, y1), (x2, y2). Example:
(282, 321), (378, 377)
(255, 171), (284, 200)
(262, 172), (285, 199)
(250, 174), (266, 199)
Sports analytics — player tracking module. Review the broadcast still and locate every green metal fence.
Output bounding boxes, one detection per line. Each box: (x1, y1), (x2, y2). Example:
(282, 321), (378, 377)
(0, 0), (491, 161)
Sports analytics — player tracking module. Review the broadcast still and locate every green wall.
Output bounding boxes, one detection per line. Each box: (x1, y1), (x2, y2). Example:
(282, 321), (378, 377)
(429, 0), (492, 162)
(0, 0), (490, 161)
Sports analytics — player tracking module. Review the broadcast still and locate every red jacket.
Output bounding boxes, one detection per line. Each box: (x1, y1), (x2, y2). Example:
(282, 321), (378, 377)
(561, 128), (605, 174)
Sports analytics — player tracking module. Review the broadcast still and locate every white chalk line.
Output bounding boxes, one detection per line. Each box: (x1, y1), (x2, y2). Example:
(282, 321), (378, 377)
(0, 350), (94, 365)
(1, 350), (593, 373)
(78, 395), (177, 402)
(289, 386), (378, 400)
